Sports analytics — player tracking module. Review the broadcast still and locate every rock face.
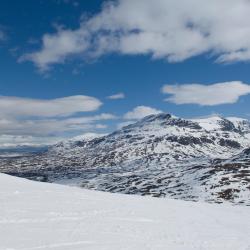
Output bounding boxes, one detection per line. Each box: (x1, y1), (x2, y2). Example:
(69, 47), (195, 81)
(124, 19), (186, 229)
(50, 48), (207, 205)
(0, 114), (250, 205)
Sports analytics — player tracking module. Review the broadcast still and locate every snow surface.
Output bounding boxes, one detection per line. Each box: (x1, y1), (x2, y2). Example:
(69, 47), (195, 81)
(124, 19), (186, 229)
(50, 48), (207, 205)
(69, 133), (106, 142)
(191, 116), (224, 131)
(0, 174), (250, 250)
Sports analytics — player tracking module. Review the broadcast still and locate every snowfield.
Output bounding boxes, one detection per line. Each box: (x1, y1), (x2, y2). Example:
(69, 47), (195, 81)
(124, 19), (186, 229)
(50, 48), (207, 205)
(0, 174), (250, 250)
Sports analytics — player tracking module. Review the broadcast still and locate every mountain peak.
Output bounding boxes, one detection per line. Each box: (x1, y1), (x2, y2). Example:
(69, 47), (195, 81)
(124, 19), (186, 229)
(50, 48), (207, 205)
(140, 113), (173, 123)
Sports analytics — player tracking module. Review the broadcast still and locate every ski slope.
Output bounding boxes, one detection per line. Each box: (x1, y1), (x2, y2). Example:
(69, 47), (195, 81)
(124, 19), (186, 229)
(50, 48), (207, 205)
(0, 174), (250, 250)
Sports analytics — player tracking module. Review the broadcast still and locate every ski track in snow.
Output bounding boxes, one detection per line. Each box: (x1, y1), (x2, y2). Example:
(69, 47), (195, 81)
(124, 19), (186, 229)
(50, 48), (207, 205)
(0, 174), (250, 250)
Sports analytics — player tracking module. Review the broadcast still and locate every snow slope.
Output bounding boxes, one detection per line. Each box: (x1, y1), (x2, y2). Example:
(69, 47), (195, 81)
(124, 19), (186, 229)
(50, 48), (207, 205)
(0, 173), (250, 250)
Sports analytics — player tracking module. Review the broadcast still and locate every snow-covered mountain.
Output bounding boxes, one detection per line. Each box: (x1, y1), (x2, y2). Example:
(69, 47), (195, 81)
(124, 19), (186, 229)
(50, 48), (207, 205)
(53, 133), (106, 151)
(50, 114), (250, 161)
(0, 113), (250, 204)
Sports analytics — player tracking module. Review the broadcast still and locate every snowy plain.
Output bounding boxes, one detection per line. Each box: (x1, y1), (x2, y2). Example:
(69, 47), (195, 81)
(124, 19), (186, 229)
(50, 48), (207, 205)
(0, 173), (250, 250)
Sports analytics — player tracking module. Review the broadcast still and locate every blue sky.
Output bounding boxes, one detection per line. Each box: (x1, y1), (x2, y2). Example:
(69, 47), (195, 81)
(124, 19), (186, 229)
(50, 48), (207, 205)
(1, 0), (250, 146)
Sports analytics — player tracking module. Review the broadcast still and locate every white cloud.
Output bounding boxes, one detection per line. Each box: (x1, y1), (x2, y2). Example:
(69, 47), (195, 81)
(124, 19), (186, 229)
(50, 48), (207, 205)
(0, 95), (116, 147)
(19, 28), (90, 71)
(60, 113), (116, 130)
(21, 0), (250, 70)
(107, 92), (125, 100)
(0, 135), (63, 148)
(124, 105), (162, 120)
(162, 81), (250, 106)
(0, 113), (115, 136)
(95, 124), (107, 129)
(0, 95), (102, 118)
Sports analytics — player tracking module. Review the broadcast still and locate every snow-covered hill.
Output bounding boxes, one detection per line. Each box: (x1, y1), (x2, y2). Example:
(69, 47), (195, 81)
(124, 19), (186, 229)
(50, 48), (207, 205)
(1, 174), (250, 250)
(50, 114), (250, 161)
(53, 132), (106, 151)
(0, 114), (250, 204)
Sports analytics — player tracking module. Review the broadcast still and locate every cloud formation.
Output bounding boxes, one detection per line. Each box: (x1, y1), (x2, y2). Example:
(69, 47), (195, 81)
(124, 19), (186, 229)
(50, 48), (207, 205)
(162, 81), (250, 106)
(0, 113), (115, 136)
(0, 134), (62, 148)
(21, 0), (250, 70)
(124, 105), (162, 120)
(0, 95), (116, 147)
(0, 95), (102, 118)
(107, 92), (125, 100)
(19, 28), (90, 71)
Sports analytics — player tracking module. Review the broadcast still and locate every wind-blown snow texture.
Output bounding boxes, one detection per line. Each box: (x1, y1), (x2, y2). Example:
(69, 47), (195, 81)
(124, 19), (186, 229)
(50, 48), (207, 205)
(0, 174), (250, 250)
(1, 114), (250, 204)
